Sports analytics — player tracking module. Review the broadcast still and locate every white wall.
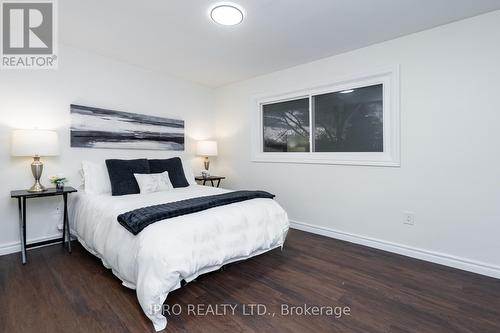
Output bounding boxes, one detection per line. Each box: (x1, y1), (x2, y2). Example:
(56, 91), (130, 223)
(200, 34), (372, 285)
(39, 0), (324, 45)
(0, 45), (215, 254)
(215, 11), (500, 277)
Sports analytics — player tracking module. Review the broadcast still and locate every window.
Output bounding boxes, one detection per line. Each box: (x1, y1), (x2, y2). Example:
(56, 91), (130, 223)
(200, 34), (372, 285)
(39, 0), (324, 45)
(253, 68), (399, 166)
(263, 98), (310, 152)
(313, 84), (383, 152)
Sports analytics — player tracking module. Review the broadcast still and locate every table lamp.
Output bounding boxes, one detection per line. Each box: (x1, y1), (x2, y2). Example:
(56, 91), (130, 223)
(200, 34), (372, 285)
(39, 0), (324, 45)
(196, 140), (218, 173)
(11, 129), (60, 192)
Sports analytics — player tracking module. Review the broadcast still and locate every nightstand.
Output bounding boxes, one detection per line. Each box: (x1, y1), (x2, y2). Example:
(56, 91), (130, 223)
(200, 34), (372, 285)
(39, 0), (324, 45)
(10, 186), (77, 264)
(195, 175), (225, 187)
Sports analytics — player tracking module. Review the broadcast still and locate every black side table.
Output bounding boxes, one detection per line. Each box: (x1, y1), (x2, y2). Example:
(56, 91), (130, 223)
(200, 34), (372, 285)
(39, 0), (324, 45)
(195, 176), (225, 188)
(10, 186), (77, 264)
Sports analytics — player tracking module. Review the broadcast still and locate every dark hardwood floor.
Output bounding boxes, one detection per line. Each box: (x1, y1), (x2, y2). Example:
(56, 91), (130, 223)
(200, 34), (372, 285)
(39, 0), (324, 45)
(1, 229), (500, 333)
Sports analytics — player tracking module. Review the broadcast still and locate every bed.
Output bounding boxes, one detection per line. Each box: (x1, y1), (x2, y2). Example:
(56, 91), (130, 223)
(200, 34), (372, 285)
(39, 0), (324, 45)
(69, 183), (289, 331)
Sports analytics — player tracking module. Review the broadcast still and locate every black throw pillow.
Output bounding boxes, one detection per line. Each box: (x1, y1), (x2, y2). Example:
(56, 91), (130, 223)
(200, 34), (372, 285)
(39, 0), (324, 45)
(106, 159), (150, 196)
(148, 157), (189, 188)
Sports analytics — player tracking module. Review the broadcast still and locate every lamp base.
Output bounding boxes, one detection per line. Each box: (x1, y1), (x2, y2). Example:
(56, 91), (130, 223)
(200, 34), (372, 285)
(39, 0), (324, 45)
(28, 181), (46, 193)
(28, 156), (47, 192)
(204, 157), (210, 171)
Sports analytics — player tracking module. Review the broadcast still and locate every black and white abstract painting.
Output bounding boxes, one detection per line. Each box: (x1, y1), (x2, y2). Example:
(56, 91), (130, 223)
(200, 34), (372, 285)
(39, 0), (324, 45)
(70, 104), (184, 150)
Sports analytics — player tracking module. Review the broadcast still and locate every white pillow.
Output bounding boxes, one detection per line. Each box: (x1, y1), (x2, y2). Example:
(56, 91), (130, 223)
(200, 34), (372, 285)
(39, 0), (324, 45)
(134, 171), (173, 194)
(181, 158), (196, 185)
(81, 161), (112, 195)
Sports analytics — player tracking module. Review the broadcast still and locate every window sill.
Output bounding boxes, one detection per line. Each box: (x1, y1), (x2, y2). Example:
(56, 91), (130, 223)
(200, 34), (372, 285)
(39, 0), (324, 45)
(251, 152), (400, 167)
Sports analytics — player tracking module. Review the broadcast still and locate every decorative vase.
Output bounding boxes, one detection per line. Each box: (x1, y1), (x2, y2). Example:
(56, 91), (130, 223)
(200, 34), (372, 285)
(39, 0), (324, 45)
(55, 181), (64, 190)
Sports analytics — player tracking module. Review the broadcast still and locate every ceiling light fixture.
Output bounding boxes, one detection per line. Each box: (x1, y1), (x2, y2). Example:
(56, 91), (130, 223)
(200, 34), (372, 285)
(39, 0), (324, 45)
(339, 89), (355, 94)
(210, 4), (244, 26)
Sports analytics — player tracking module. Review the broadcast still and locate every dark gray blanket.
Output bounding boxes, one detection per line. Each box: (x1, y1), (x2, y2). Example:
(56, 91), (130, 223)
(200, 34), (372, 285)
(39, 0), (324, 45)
(117, 190), (275, 235)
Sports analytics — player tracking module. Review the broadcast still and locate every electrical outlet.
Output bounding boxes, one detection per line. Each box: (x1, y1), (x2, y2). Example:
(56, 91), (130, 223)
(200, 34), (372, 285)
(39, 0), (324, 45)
(403, 212), (415, 225)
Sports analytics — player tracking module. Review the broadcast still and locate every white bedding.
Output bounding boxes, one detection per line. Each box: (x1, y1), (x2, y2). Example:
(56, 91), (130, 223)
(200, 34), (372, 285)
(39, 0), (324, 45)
(69, 185), (289, 331)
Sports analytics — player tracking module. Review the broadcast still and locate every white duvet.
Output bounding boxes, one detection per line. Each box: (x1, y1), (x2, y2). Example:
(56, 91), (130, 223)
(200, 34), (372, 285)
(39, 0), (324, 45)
(69, 185), (289, 331)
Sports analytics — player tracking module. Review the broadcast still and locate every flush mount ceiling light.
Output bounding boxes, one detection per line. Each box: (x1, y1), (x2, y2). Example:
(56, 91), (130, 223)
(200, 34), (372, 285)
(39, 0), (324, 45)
(339, 89), (355, 94)
(210, 4), (244, 26)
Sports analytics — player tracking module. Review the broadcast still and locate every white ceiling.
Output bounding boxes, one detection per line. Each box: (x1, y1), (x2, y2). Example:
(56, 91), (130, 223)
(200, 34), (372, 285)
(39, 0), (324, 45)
(60, 0), (500, 87)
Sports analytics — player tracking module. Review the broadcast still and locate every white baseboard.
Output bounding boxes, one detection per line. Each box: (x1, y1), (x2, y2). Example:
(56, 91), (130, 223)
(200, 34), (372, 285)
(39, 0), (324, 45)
(0, 233), (63, 256)
(3, 221), (499, 279)
(290, 220), (500, 279)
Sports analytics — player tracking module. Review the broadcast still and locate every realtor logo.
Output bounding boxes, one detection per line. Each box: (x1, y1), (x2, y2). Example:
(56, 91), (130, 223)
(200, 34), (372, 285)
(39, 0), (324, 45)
(1, 0), (58, 69)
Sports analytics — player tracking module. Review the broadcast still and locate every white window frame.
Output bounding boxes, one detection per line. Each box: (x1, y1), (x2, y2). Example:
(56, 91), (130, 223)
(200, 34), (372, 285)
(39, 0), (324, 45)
(252, 66), (400, 167)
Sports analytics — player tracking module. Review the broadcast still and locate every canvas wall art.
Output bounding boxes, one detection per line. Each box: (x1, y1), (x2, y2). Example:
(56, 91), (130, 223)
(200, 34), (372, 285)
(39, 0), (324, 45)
(70, 104), (184, 151)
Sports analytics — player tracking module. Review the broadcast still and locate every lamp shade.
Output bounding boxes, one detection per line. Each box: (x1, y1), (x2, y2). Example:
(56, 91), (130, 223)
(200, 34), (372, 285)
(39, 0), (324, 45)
(196, 140), (218, 156)
(11, 129), (60, 157)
